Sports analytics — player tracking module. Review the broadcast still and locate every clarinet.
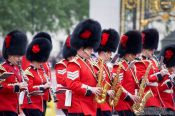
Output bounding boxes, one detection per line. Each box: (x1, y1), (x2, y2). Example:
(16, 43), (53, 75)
(158, 56), (175, 83)
(40, 65), (58, 102)
(18, 62), (32, 104)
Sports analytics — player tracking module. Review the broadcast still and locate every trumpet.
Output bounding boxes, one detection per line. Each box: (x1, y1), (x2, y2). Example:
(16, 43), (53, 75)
(40, 65), (58, 102)
(95, 58), (111, 104)
(18, 61), (32, 104)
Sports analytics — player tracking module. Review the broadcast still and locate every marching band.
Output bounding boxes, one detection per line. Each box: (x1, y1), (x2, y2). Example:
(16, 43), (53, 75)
(0, 19), (175, 116)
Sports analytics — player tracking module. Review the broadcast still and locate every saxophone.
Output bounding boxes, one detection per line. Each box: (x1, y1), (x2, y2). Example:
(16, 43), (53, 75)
(109, 63), (122, 107)
(132, 64), (153, 115)
(95, 58), (111, 104)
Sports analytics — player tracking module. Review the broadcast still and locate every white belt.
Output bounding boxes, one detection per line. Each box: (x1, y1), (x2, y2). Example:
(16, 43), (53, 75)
(147, 82), (158, 87)
(163, 89), (173, 94)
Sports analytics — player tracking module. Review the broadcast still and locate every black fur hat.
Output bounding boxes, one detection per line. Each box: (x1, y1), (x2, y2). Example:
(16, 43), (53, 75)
(142, 28), (159, 50)
(2, 30), (28, 59)
(159, 44), (175, 68)
(33, 32), (52, 43)
(70, 19), (102, 50)
(118, 30), (142, 57)
(94, 29), (119, 52)
(26, 38), (52, 62)
(62, 35), (77, 59)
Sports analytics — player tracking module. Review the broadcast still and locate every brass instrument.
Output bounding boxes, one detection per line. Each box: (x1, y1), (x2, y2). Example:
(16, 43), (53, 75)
(132, 64), (153, 115)
(40, 65), (58, 102)
(18, 61), (32, 104)
(95, 58), (111, 104)
(109, 63), (122, 107)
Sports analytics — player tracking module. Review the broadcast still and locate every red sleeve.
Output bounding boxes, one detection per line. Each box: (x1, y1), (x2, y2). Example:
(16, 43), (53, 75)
(27, 75), (40, 92)
(147, 64), (162, 82)
(148, 74), (159, 82)
(159, 75), (171, 91)
(55, 64), (66, 86)
(66, 62), (86, 96)
(159, 83), (169, 91)
(0, 80), (14, 93)
(0, 67), (16, 93)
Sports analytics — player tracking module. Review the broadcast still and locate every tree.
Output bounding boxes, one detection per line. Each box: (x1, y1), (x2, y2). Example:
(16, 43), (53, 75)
(0, 0), (89, 35)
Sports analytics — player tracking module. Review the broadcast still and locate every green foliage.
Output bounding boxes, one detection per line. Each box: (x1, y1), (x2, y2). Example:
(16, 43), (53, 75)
(0, 0), (89, 35)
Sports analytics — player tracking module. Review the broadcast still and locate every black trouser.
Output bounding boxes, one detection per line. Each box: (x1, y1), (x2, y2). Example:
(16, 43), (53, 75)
(67, 113), (84, 116)
(43, 100), (47, 116)
(96, 108), (112, 116)
(23, 109), (43, 116)
(118, 110), (135, 116)
(62, 109), (68, 115)
(0, 111), (17, 116)
(164, 108), (175, 116)
(144, 106), (164, 115)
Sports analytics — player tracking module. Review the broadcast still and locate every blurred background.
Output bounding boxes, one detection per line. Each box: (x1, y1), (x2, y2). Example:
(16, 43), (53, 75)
(0, 0), (175, 115)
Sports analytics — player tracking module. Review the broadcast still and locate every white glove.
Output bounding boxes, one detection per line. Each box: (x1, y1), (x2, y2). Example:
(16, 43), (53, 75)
(88, 86), (101, 96)
(160, 69), (169, 76)
(128, 93), (140, 103)
(107, 90), (115, 98)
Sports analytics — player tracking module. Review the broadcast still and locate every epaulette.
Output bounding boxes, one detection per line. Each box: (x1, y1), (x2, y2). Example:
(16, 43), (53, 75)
(113, 60), (125, 70)
(55, 59), (67, 67)
(69, 56), (81, 68)
(0, 63), (7, 72)
(24, 67), (34, 78)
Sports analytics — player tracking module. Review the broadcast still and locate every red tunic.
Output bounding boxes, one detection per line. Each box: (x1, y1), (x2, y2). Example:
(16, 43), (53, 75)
(66, 56), (97, 116)
(55, 59), (68, 110)
(0, 61), (22, 113)
(142, 58), (162, 108)
(92, 59), (112, 112)
(135, 58), (162, 108)
(21, 56), (51, 102)
(21, 66), (47, 112)
(112, 59), (139, 111)
(158, 74), (175, 110)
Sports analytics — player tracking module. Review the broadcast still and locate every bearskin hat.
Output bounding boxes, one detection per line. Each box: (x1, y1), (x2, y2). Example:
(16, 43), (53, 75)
(118, 30), (142, 57)
(62, 35), (77, 59)
(33, 32), (52, 43)
(2, 30), (28, 59)
(26, 38), (52, 62)
(70, 19), (102, 50)
(142, 28), (159, 50)
(94, 29), (119, 52)
(159, 44), (175, 68)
